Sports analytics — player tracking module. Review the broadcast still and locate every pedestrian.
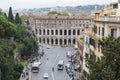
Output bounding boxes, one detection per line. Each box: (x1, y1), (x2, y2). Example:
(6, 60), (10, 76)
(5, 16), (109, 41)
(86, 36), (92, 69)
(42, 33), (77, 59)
(47, 57), (48, 60)
(52, 67), (54, 71)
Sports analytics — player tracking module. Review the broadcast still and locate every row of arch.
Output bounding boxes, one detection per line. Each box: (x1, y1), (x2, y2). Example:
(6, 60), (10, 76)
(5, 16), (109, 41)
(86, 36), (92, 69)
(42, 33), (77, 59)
(36, 29), (80, 36)
(38, 38), (76, 45)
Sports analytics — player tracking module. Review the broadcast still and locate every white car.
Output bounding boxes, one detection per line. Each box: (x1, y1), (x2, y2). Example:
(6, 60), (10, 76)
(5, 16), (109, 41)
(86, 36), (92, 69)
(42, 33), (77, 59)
(43, 73), (48, 79)
(66, 51), (72, 58)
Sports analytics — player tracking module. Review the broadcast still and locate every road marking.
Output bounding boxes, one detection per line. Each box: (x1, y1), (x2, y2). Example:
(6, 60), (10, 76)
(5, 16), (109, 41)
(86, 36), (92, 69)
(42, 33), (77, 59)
(51, 53), (60, 80)
(51, 72), (55, 80)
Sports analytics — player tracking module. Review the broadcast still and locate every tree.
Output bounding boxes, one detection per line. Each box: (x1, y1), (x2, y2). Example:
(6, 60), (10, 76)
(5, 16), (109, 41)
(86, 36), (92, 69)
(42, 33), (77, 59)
(4, 13), (7, 19)
(15, 13), (22, 24)
(8, 7), (14, 23)
(0, 14), (16, 38)
(82, 36), (120, 80)
(14, 25), (39, 60)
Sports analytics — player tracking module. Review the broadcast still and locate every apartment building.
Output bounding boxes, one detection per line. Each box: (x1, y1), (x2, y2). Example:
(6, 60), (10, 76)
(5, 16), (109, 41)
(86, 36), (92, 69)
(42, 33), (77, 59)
(77, 0), (120, 73)
(30, 14), (93, 46)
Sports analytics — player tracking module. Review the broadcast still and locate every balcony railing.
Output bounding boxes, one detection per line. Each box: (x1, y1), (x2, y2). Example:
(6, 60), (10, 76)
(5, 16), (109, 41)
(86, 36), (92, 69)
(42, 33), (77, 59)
(95, 16), (120, 22)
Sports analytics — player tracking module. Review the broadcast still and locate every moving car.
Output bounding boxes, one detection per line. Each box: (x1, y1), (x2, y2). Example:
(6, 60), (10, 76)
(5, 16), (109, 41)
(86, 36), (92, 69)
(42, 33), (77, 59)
(31, 62), (39, 73)
(43, 73), (48, 79)
(57, 60), (64, 70)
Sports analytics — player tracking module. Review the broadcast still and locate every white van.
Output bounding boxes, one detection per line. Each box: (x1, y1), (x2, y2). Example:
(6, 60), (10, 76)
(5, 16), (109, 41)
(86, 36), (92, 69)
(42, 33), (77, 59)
(31, 62), (39, 73)
(57, 60), (64, 70)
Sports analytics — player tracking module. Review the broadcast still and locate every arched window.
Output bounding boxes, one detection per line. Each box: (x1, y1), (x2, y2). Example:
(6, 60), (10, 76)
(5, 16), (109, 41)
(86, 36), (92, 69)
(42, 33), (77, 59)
(68, 30), (71, 35)
(64, 30), (67, 35)
(51, 39), (54, 44)
(60, 29), (62, 35)
(51, 30), (54, 35)
(39, 29), (41, 35)
(43, 29), (45, 35)
(47, 38), (49, 44)
(43, 38), (45, 43)
(56, 30), (58, 35)
(68, 39), (71, 44)
(47, 30), (49, 35)
(77, 30), (80, 35)
(73, 29), (76, 35)
(55, 39), (58, 45)
(73, 39), (76, 44)
(60, 39), (62, 45)
(64, 39), (67, 45)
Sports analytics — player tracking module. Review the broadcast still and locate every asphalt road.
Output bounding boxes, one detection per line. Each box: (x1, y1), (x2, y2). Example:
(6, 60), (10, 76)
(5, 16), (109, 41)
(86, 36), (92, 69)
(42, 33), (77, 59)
(31, 46), (76, 80)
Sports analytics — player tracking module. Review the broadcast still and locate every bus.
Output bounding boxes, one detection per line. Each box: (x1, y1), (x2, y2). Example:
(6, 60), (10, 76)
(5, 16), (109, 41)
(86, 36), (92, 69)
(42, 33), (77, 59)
(31, 62), (39, 73)
(57, 60), (64, 70)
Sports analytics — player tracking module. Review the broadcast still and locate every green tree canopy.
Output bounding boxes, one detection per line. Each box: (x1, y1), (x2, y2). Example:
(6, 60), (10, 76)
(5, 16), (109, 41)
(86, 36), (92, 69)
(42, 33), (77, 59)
(0, 14), (16, 38)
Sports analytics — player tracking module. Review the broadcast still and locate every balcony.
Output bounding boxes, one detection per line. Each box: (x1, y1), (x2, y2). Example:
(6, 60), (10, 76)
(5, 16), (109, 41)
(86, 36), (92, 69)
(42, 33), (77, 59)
(95, 16), (120, 22)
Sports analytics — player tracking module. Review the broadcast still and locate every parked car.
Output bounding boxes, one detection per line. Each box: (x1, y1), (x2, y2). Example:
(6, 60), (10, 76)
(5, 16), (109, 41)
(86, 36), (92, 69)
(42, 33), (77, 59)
(66, 51), (72, 58)
(43, 73), (49, 79)
(65, 64), (71, 73)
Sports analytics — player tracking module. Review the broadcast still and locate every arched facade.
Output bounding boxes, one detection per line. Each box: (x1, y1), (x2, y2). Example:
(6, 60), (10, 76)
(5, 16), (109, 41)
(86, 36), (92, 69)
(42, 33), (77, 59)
(30, 16), (93, 46)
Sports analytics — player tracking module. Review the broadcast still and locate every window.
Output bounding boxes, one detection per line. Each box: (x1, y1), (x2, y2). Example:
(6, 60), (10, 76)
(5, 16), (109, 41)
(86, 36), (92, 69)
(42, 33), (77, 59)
(73, 29), (76, 35)
(39, 29), (41, 35)
(69, 30), (71, 35)
(98, 27), (100, 35)
(47, 30), (49, 35)
(89, 38), (96, 48)
(60, 29), (62, 35)
(102, 27), (104, 36)
(55, 30), (58, 35)
(111, 29), (117, 38)
(113, 3), (118, 9)
(64, 30), (67, 35)
(51, 30), (54, 35)
(43, 29), (45, 35)
(93, 25), (97, 34)
(77, 30), (80, 35)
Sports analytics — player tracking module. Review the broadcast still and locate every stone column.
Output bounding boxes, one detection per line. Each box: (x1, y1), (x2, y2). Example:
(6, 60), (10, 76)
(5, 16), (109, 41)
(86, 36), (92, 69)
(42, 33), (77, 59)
(41, 29), (43, 35)
(104, 24), (108, 37)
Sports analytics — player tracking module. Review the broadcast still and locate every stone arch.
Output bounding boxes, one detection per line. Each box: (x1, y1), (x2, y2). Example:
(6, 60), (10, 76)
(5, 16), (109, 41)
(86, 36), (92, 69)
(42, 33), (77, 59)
(55, 39), (58, 45)
(68, 30), (71, 35)
(64, 30), (67, 35)
(77, 29), (80, 35)
(60, 39), (62, 45)
(51, 30), (54, 35)
(73, 29), (76, 35)
(39, 29), (41, 35)
(68, 39), (71, 45)
(43, 38), (45, 43)
(43, 29), (45, 35)
(55, 29), (58, 35)
(51, 38), (54, 45)
(60, 29), (62, 35)
(47, 38), (49, 44)
(73, 39), (76, 44)
(64, 39), (67, 45)
(47, 29), (49, 35)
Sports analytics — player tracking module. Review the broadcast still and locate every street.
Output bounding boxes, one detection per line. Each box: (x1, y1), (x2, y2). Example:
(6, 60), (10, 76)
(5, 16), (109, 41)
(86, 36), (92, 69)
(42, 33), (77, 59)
(31, 46), (76, 80)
